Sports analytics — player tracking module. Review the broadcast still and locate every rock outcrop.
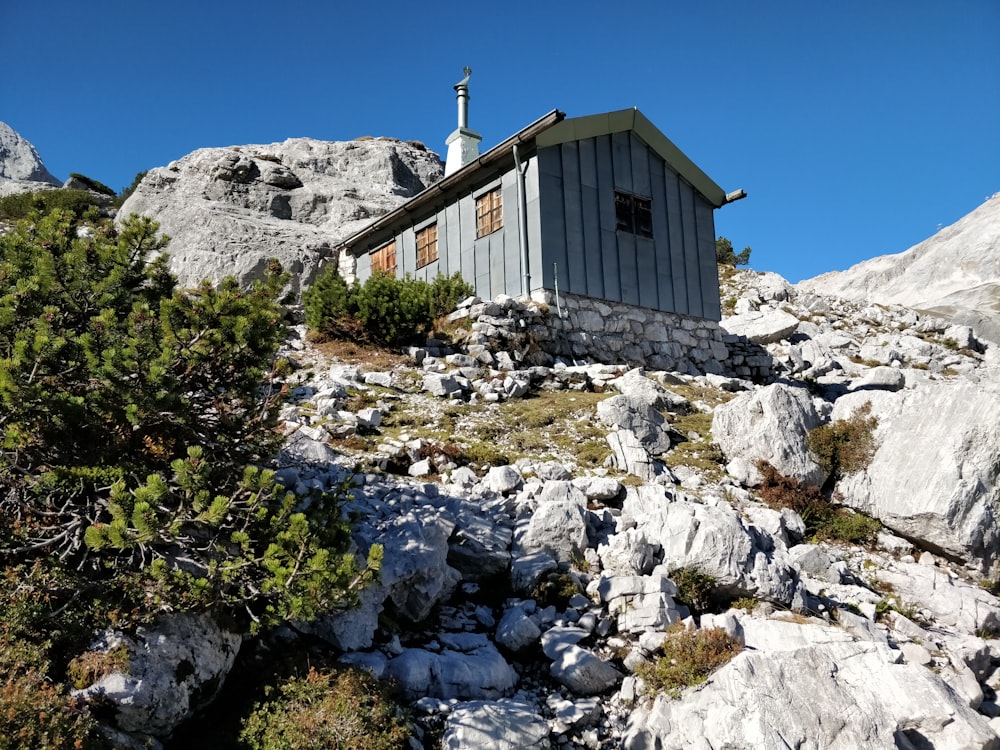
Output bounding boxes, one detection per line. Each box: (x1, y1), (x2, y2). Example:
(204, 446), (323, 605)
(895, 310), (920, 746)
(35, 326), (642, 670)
(833, 380), (1000, 575)
(117, 137), (443, 293)
(0, 121), (61, 195)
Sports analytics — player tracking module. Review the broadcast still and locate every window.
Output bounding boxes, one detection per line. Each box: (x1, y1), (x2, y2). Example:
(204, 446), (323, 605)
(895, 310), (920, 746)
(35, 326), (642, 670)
(615, 191), (653, 238)
(415, 223), (438, 269)
(370, 240), (396, 276)
(476, 188), (503, 238)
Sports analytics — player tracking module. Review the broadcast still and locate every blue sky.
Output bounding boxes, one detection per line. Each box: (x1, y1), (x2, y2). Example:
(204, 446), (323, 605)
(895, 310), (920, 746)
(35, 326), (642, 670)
(3, 1), (997, 282)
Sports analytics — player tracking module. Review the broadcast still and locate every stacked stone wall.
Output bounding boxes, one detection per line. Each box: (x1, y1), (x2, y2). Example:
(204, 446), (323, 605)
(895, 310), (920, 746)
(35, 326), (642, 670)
(450, 291), (773, 381)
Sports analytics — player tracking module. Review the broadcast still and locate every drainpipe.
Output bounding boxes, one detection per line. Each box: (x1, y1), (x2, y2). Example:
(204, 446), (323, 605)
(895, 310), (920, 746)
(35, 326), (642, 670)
(512, 144), (531, 297)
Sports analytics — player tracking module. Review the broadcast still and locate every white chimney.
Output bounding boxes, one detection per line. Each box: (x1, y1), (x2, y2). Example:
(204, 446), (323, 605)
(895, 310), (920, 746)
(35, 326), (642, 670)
(444, 67), (483, 176)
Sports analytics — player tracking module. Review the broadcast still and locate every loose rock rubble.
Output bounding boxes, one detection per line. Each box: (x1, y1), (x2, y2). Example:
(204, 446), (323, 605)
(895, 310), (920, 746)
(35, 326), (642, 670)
(81, 265), (1000, 749)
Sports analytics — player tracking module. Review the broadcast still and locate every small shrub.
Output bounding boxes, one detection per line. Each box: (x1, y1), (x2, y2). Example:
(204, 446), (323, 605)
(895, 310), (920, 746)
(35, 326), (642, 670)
(532, 571), (582, 608)
(730, 596), (758, 612)
(68, 172), (116, 196)
(814, 507), (882, 545)
(638, 625), (742, 697)
(0, 632), (98, 749)
(807, 403), (878, 482)
(669, 568), (717, 615)
(66, 643), (131, 689)
(0, 189), (102, 219)
(239, 666), (410, 750)
(756, 462), (880, 545)
(756, 462), (827, 519)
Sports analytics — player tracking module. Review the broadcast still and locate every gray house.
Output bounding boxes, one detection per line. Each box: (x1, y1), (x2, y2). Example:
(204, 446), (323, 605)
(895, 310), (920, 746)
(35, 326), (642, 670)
(337, 74), (742, 323)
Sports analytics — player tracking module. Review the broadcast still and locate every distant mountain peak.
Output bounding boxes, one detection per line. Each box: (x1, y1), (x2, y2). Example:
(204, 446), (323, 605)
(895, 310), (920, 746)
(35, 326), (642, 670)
(0, 121), (61, 187)
(797, 193), (1000, 343)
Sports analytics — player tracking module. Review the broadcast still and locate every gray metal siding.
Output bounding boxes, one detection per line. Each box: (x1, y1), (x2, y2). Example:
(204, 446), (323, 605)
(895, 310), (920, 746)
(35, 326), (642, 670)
(535, 132), (720, 320)
(695, 199), (721, 319)
(595, 136), (620, 300)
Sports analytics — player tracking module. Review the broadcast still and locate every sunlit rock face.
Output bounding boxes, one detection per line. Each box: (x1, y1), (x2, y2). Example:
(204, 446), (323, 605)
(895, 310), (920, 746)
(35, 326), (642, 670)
(118, 136), (443, 294)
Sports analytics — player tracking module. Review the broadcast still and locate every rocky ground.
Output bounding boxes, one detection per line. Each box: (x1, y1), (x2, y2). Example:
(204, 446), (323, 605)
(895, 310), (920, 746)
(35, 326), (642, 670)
(75, 265), (1000, 750)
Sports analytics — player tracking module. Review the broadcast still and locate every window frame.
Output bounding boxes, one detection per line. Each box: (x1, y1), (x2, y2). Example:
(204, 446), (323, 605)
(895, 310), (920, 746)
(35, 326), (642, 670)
(415, 222), (439, 269)
(370, 240), (397, 277)
(615, 190), (654, 239)
(475, 187), (503, 239)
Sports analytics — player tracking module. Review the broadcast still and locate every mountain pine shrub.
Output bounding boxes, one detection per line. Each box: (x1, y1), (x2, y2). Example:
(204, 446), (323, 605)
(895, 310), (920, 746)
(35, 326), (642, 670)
(0, 209), (381, 744)
(304, 267), (473, 346)
(0, 189), (102, 220)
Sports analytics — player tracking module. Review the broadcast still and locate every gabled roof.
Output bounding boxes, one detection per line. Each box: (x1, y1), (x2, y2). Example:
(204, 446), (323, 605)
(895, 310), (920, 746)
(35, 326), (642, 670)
(337, 107), (726, 254)
(536, 108), (727, 208)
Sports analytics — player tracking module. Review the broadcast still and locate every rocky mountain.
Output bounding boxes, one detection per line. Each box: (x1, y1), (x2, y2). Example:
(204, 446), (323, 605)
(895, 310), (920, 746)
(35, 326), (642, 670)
(798, 193), (1000, 344)
(117, 137), (443, 295)
(0, 120), (62, 196)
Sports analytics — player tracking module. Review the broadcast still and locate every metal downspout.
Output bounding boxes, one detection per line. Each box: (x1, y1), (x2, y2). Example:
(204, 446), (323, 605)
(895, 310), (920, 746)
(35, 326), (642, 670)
(513, 144), (531, 297)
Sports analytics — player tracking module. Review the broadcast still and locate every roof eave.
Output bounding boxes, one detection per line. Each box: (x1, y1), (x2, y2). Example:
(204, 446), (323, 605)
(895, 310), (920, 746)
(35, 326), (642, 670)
(337, 109), (565, 253)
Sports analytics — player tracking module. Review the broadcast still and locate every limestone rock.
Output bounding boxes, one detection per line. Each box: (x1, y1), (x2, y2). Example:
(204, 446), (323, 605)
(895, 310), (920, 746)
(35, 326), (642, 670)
(597, 395), (673, 454)
(117, 137), (442, 295)
(387, 640), (517, 701)
(514, 481), (590, 563)
(623, 496), (796, 603)
(712, 382), (826, 486)
(73, 614), (241, 738)
(834, 379), (1000, 574)
(721, 307), (800, 344)
(549, 644), (622, 695)
(623, 638), (999, 750)
(798, 194), (1000, 344)
(441, 699), (549, 750)
(495, 605), (543, 652)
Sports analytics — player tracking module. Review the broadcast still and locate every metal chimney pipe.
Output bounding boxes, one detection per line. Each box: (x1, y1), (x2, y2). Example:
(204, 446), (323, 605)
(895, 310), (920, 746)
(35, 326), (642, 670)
(455, 66), (471, 129)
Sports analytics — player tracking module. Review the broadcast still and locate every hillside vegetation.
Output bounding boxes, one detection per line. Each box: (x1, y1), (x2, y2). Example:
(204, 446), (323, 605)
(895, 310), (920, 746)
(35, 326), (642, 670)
(0, 209), (379, 747)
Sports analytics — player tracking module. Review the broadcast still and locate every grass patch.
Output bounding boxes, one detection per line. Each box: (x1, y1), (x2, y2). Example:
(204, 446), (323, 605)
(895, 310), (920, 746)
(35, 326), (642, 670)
(663, 409), (726, 480)
(638, 625), (743, 698)
(807, 403), (878, 483)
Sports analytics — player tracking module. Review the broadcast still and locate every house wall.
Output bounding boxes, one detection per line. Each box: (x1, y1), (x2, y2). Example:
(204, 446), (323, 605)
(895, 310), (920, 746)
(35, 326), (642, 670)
(351, 159), (540, 301)
(535, 132), (721, 321)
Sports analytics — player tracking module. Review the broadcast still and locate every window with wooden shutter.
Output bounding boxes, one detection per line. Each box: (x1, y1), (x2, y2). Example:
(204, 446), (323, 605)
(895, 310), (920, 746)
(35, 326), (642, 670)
(370, 240), (396, 276)
(415, 223), (438, 269)
(476, 188), (503, 238)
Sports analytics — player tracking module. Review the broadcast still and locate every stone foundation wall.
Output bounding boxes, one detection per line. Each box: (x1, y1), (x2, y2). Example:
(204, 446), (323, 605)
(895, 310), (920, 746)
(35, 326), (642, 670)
(451, 291), (773, 381)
